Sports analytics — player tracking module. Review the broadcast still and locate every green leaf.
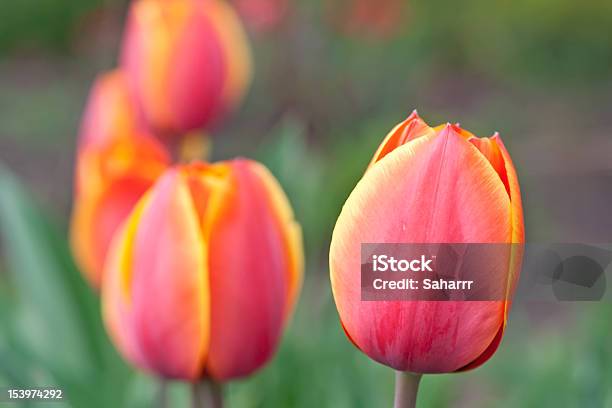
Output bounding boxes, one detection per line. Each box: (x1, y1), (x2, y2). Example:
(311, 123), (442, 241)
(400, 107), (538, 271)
(0, 164), (131, 406)
(255, 117), (326, 259)
(0, 165), (101, 375)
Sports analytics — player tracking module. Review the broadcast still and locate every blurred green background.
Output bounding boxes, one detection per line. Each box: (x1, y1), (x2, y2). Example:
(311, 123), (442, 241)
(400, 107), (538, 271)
(1, 0), (612, 407)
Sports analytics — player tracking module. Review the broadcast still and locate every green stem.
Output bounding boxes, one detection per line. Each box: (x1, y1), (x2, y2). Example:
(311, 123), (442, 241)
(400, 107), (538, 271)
(172, 131), (211, 163)
(393, 371), (422, 408)
(191, 380), (223, 408)
(157, 378), (168, 408)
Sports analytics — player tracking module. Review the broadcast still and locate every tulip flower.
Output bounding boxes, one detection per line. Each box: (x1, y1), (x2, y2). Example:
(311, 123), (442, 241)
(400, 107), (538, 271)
(70, 70), (170, 288)
(101, 159), (303, 384)
(120, 0), (252, 136)
(329, 111), (523, 406)
(76, 69), (140, 148)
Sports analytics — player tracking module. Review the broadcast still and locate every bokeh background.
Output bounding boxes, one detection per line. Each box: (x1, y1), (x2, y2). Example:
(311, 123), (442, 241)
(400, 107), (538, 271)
(1, 0), (612, 407)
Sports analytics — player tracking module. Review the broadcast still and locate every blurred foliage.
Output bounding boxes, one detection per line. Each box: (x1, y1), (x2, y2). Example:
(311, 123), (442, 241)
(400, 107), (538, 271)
(0, 165), (132, 407)
(3, 0), (612, 84)
(0, 0), (104, 54)
(413, 0), (612, 84)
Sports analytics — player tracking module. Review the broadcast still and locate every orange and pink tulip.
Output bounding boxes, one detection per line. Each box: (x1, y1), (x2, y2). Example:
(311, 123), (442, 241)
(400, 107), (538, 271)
(330, 111), (524, 373)
(120, 0), (252, 136)
(70, 70), (170, 288)
(102, 159), (303, 380)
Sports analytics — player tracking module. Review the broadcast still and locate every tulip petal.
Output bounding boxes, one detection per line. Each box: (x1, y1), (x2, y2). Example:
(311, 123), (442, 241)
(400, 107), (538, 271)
(71, 135), (169, 288)
(207, 0), (253, 108)
(71, 177), (153, 287)
(330, 127), (512, 372)
(250, 163), (304, 318)
(101, 192), (152, 371)
(490, 134), (525, 332)
(129, 169), (209, 379)
(468, 135), (510, 196)
(369, 111), (434, 166)
(122, 0), (189, 133)
(457, 325), (503, 371)
(79, 70), (135, 148)
(432, 123), (475, 140)
(203, 159), (299, 380)
(169, 5), (226, 131)
(491, 134), (524, 244)
(469, 134), (524, 326)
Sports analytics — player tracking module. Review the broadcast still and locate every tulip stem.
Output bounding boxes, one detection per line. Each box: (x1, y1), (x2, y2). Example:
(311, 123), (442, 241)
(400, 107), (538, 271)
(191, 379), (223, 408)
(157, 378), (168, 408)
(174, 132), (211, 163)
(393, 371), (422, 408)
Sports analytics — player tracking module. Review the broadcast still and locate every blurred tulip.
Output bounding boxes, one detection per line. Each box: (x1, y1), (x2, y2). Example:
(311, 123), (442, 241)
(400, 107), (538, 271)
(102, 159), (303, 380)
(233, 0), (288, 33)
(71, 70), (170, 288)
(76, 69), (139, 149)
(330, 111), (524, 373)
(121, 0), (252, 136)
